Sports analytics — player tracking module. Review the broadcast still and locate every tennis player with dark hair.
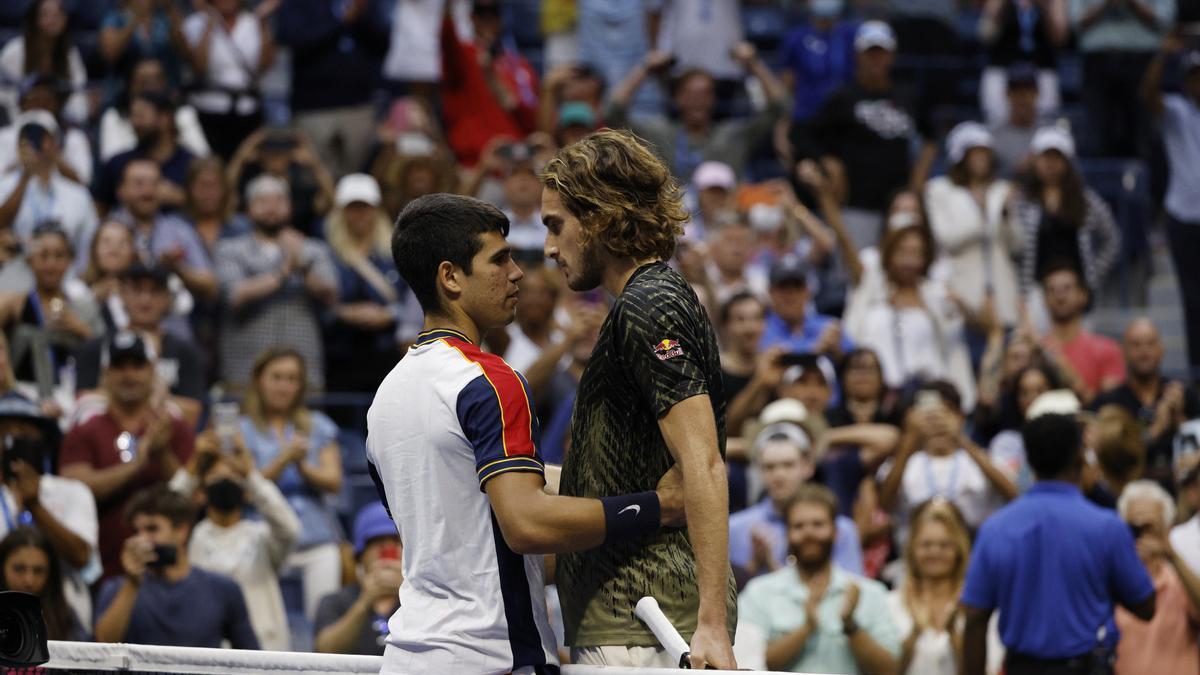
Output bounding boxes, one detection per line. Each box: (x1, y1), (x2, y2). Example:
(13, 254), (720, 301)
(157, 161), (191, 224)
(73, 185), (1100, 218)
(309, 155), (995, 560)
(366, 193), (685, 675)
(541, 130), (739, 669)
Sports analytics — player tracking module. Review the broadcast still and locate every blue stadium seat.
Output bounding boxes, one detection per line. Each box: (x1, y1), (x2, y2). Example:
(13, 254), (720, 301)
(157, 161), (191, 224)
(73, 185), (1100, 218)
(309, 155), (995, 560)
(338, 427), (369, 475)
(339, 473), (384, 529)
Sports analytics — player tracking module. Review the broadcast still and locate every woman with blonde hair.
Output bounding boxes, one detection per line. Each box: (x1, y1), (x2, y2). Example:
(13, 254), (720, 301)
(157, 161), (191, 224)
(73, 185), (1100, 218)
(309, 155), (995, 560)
(887, 499), (973, 675)
(238, 347), (343, 623)
(324, 174), (421, 396)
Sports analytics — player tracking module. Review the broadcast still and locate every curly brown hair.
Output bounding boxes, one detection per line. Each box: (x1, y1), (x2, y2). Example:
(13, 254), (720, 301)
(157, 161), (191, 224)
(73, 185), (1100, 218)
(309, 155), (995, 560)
(540, 129), (688, 261)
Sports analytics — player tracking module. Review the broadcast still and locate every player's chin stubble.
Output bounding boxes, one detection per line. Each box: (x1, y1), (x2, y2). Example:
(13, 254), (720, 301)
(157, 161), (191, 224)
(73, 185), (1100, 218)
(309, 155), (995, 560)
(566, 239), (605, 292)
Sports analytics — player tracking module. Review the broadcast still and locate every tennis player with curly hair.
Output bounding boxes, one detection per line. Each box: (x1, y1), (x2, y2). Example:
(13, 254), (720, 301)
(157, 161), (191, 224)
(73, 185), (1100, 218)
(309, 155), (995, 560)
(541, 130), (738, 669)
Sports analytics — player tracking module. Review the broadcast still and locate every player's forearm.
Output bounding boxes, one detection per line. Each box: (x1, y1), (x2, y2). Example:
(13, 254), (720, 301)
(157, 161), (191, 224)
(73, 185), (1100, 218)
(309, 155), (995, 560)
(682, 453), (731, 626)
(501, 491), (607, 554)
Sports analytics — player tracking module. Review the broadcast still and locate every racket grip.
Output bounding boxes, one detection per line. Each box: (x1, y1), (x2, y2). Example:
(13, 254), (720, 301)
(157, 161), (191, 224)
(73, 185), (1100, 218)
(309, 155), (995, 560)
(635, 596), (691, 669)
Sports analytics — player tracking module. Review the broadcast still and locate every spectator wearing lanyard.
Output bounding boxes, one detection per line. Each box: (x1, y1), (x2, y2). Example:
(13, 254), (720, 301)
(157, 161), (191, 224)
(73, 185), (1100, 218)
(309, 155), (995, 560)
(878, 381), (1016, 548)
(962, 408), (1157, 675)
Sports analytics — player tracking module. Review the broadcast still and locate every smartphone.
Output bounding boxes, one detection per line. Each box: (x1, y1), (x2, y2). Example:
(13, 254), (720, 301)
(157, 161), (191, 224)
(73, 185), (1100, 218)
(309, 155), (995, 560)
(212, 402), (240, 453)
(378, 542), (401, 562)
(148, 544), (177, 568)
(779, 352), (818, 369)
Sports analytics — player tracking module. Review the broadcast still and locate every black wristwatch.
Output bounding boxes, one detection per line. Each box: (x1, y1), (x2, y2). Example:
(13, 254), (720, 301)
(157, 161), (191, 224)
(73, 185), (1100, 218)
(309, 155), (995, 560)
(842, 617), (860, 635)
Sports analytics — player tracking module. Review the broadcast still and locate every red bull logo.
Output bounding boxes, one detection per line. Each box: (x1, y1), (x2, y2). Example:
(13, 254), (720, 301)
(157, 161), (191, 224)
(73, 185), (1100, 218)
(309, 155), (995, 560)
(653, 339), (683, 361)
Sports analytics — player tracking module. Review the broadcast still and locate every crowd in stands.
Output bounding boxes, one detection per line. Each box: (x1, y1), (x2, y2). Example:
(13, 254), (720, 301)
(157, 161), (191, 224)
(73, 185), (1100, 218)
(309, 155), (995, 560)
(0, 0), (1198, 672)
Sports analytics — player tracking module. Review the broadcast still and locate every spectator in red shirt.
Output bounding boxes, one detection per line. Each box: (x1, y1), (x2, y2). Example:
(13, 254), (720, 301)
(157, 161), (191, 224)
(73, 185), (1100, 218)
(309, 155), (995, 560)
(1039, 262), (1124, 402)
(59, 331), (195, 581)
(439, 0), (538, 166)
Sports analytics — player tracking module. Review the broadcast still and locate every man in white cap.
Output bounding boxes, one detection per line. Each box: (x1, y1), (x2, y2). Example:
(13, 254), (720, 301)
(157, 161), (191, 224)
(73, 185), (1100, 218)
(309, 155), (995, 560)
(688, 160), (737, 241)
(1143, 36), (1200, 373)
(794, 20), (937, 250)
(214, 175), (338, 390)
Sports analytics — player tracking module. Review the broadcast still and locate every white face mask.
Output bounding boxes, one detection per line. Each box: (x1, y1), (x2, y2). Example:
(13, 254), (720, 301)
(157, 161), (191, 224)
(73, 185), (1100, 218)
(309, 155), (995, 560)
(810, 0), (844, 18)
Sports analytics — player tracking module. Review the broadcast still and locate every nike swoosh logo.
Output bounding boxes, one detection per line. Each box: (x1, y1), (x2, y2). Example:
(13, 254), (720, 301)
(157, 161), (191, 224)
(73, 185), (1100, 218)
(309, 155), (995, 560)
(618, 504), (641, 516)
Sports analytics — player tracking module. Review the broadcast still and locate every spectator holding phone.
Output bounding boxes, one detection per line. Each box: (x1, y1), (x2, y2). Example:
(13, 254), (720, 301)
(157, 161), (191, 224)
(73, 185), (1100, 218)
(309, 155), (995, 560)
(878, 381), (1017, 548)
(1114, 480), (1200, 675)
(169, 429), (300, 651)
(314, 502), (402, 656)
(0, 392), (97, 631)
(94, 486), (259, 649)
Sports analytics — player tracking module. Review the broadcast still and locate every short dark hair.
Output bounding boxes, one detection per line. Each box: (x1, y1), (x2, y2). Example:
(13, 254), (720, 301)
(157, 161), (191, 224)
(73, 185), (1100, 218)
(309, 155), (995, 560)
(1039, 258), (1086, 289)
(718, 291), (764, 326)
(126, 486), (196, 528)
(910, 379), (963, 414)
(391, 194), (510, 314)
(132, 91), (175, 115)
(782, 483), (839, 525)
(1023, 413), (1082, 479)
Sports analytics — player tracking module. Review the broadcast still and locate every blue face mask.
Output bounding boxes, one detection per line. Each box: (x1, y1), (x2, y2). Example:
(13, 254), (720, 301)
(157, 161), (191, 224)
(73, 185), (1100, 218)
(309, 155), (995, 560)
(810, 0), (844, 19)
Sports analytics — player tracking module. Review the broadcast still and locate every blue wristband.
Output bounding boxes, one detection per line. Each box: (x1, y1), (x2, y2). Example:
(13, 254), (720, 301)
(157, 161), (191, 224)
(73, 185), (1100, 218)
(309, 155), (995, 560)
(601, 491), (661, 545)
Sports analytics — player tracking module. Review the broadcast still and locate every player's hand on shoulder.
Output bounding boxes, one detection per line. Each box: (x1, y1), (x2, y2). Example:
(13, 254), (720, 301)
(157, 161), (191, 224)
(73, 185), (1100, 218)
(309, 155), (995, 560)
(655, 464), (686, 528)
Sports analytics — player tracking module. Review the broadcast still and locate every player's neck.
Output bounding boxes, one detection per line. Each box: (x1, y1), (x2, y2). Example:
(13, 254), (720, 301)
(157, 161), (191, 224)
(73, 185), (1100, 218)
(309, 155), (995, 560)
(421, 313), (480, 345)
(602, 255), (659, 298)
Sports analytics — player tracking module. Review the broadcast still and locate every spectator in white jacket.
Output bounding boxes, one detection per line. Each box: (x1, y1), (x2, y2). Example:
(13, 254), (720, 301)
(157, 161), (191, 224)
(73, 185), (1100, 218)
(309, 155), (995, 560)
(169, 429), (300, 651)
(925, 122), (1022, 334)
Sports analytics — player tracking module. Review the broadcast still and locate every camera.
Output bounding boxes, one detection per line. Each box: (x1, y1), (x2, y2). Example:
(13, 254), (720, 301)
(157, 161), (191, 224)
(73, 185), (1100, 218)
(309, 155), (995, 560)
(0, 591), (49, 668)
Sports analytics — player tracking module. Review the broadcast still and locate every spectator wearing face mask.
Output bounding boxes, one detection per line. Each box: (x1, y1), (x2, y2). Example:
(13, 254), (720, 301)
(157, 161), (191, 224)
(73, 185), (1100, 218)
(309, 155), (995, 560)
(169, 428), (300, 651)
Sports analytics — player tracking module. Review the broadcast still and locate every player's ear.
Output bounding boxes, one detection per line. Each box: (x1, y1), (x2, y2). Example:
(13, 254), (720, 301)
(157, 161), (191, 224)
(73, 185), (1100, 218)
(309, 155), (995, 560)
(436, 260), (464, 299)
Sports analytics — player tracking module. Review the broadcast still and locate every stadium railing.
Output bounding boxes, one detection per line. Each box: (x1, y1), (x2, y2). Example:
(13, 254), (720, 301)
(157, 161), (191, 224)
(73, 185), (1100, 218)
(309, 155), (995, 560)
(39, 641), (798, 675)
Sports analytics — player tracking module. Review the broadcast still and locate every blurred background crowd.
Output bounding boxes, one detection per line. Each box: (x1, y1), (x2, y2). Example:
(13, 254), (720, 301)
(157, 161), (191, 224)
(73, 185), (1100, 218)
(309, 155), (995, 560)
(0, 0), (1198, 672)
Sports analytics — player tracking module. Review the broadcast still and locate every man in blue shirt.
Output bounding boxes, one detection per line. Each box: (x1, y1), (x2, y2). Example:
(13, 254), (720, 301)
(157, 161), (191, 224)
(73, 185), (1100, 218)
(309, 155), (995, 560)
(962, 412), (1156, 675)
(730, 421), (864, 587)
(760, 254), (853, 358)
(94, 486), (259, 649)
(779, 0), (858, 122)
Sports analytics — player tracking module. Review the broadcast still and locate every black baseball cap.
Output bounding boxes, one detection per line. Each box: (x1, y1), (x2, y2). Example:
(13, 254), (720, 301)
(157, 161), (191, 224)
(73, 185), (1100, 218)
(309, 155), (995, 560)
(769, 254), (808, 287)
(1006, 62), (1038, 90)
(101, 331), (155, 369)
(120, 260), (170, 288)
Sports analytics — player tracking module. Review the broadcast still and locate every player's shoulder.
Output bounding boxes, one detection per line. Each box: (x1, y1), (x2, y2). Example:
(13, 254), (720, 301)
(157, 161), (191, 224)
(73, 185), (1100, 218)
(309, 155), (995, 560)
(615, 262), (702, 318)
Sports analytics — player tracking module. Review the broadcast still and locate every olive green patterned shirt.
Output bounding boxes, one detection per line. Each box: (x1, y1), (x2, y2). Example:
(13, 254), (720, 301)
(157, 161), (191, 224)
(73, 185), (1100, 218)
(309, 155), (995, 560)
(557, 262), (738, 647)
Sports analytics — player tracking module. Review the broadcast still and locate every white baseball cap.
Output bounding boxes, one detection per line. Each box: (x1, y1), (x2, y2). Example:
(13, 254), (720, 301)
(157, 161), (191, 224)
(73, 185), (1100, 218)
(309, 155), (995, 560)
(759, 398), (809, 426)
(1026, 389), (1082, 421)
(1030, 125), (1076, 159)
(335, 173), (382, 208)
(692, 161), (736, 191)
(855, 21), (897, 52)
(946, 121), (992, 165)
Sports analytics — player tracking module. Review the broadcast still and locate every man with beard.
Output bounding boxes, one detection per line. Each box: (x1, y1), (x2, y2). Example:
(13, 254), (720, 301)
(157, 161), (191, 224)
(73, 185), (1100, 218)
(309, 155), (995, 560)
(94, 92), (196, 213)
(1039, 262), (1124, 402)
(214, 175), (337, 390)
(109, 159), (216, 305)
(60, 331), (196, 581)
(540, 129), (738, 669)
(738, 483), (898, 673)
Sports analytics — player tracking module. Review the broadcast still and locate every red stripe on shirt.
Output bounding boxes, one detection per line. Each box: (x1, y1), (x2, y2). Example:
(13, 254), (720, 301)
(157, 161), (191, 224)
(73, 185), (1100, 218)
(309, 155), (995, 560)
(443, 338), (536, 458)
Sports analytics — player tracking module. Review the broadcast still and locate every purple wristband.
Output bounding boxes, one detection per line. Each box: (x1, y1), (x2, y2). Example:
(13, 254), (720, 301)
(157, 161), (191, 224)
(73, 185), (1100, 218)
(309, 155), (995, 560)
(601, 491), (661, 545)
